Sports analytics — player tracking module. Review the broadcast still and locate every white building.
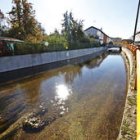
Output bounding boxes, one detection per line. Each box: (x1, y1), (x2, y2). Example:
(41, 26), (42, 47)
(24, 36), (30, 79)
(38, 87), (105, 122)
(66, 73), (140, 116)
(135, 31), (140, 44)
(84, 26), (99, 37)
(84, 26), (112, 44)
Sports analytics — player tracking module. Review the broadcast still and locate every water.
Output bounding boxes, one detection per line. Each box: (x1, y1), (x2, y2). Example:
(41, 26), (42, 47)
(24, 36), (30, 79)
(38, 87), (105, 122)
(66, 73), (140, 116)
(0, 53), (127, 140)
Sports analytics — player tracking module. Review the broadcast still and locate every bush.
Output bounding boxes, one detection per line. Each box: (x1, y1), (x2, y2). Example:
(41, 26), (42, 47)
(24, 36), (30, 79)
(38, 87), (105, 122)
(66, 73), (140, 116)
(14, 42), (47, 55)
(8, 34), (101, 55)
(15, 42), (100, 55)
(47, 34), (68, 49)
(79, 37), (90, 43)
(47, 43), (66, 51)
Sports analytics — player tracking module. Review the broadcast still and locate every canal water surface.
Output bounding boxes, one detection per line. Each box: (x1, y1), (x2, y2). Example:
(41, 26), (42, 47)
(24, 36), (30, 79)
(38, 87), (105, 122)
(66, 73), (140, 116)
(0, 53), (127, 140)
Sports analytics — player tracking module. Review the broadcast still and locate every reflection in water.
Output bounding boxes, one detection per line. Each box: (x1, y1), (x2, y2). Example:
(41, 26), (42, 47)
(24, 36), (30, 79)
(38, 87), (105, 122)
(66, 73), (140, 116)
(0, 53), (126, 140)
(55, 84), (71, 101)
(84, 54), (106, 69)
(55, 84), (72, 115)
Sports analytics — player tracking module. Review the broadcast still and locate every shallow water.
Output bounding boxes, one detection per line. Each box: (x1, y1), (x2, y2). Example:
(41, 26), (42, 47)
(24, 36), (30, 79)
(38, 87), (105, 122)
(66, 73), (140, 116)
(0, 53), (127, 140)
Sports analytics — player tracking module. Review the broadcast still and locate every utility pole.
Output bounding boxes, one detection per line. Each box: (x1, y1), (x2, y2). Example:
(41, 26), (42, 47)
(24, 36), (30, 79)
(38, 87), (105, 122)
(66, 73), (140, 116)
(133, 0), (140, 44)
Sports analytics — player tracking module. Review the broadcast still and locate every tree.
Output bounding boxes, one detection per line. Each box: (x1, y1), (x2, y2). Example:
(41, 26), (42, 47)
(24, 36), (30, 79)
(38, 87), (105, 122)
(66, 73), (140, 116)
(8, 0), (23, 38)
(62, 11), (84, 45)
(71, 19), (84, 42)
(48, 29), (68, 50)
(8, 0), (45, 43)
(0, 10), (5, 30)
(62, 11), (72, 44)
(0, 10), (8, 36)
(54, 28), (59, 35)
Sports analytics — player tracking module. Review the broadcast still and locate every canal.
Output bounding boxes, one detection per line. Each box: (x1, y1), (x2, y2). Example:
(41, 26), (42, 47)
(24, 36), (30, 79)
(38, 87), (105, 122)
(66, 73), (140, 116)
(0, 53), (127, 140)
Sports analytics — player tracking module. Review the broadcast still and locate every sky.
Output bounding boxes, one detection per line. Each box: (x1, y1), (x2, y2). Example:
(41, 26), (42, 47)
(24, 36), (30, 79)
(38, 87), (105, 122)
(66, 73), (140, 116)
(1, 0), (140, 39)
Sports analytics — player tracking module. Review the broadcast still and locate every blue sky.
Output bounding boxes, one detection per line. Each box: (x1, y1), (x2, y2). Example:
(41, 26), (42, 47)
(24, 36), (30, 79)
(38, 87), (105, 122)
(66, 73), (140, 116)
(1, 0), (140, 38)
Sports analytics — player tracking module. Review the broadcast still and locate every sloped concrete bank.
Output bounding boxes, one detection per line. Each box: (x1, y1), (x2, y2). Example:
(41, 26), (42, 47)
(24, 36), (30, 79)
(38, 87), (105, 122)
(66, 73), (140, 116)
(117, 47), (136, 140)
(0, 47), (106, 85)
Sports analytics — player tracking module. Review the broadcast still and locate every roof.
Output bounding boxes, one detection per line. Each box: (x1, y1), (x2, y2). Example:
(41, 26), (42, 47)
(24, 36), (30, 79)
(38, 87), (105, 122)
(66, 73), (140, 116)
(0, 37), (24, 42)
(122, 39), (133, 43)
(84, 26), (100, 32)
(136, 31), (140, 35)
(84, 26), (110, 38)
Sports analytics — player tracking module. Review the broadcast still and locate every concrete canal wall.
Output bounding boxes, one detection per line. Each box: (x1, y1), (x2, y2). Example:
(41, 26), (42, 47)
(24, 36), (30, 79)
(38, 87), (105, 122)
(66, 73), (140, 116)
(0, 47), (106, 73)
(117, 47), (136, 140)
(0, 47), (107, 84)
(137, 49), (140, 140)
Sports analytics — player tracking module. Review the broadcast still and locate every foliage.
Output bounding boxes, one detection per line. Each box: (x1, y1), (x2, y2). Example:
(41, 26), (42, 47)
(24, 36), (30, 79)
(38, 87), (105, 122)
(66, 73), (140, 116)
(61, 11), (72, 44)
(0, 10), (9, 36)
(13, 41), (100, 55)
(71, 19), (84, 42)
(14, 42), (47, 55)
(62, 11), (84, 46)
(1, 6), (101, 56)
(69, 41), (100, 50)
(46, 11), (101, 51)
(47, 32), (68, 50)
(8, 0), (45, 43)
(61, 11), (100, 50)
(0, 10), (5, 35)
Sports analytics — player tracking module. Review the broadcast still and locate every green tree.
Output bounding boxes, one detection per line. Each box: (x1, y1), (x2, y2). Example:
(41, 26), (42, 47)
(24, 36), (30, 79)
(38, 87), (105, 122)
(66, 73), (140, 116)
(8, 0), (45, 43)
(62, 11), (84, 45)
(54, 28), (59, 35)
(71, 19), (84, 42)
(8, 0), (23, 38)
(62, 11), (72, 44)
(0, 9), (9, 36)
(47, 30), (68, 50)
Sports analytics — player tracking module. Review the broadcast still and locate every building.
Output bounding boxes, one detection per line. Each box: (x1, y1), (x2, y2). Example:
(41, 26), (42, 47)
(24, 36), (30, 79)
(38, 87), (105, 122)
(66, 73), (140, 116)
(135, 31), (140, 44)
(0, 37), (24, 56)
(111, 37), (122, 45)
(84, 26), (112, 44)
(121, 39), (133, 45)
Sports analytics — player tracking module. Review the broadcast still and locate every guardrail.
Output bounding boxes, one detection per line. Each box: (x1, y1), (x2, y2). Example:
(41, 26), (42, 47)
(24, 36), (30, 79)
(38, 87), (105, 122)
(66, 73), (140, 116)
(137, 49), (140, 140)
(124, 44), (138, 55)
(125, 44), (140, 140)
(120, 44), (138, 140)
(125, 44), (138, 90)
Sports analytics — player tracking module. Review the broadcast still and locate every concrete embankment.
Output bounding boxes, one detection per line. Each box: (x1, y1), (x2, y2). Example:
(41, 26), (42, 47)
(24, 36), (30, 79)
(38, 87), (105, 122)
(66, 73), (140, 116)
(137, 49), (140, 140)
(0, 47), (106, 84)
(118, 47), (136, 140)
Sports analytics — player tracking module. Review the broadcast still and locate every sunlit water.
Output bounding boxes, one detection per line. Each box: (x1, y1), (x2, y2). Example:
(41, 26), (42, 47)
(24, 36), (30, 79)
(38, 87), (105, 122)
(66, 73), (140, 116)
(0, 53), (127, 140)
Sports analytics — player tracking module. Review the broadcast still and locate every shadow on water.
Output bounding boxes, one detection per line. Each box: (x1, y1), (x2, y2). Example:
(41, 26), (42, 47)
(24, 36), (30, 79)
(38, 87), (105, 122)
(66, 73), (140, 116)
(0, 52), (127, 140)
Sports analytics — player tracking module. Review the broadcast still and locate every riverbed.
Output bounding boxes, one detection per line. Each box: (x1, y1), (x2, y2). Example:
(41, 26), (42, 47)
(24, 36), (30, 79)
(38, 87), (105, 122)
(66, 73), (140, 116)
(0, 53), (127, 140)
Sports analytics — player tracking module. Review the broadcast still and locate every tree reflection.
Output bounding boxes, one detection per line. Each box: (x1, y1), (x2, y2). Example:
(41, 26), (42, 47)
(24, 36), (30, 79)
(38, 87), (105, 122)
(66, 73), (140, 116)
(0, 53), (108, 135)
(85, 53), (108, 69)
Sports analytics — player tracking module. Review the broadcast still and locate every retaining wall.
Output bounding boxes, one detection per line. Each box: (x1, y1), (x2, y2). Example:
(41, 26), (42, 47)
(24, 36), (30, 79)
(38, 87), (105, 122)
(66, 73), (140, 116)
(137, 49), (140, 140)
(117, 47), (136, 140)
(0, 47), (106, 73)
(0, 47), (107, 84)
